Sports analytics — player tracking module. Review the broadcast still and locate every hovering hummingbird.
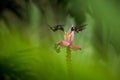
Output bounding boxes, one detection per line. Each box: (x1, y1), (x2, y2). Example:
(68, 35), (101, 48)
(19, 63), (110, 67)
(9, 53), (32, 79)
(49, 24), (87, 33)
(51, 24), (87, 53)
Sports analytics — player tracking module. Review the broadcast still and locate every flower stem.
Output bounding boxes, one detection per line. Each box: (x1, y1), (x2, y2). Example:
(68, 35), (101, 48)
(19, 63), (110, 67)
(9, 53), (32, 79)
(66, 46), (72, 76)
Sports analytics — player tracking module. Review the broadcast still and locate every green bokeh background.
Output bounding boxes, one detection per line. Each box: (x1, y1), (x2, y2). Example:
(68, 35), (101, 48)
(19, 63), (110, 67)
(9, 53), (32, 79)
(0, 0), (120, 80)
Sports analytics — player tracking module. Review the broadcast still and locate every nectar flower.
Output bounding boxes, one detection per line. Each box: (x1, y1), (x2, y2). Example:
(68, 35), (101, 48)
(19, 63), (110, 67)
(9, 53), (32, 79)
(56, 25), (81, 51)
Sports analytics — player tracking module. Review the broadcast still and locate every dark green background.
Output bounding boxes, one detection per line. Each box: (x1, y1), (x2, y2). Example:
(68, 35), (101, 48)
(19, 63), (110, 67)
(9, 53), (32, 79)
(0, 0), (120, 80)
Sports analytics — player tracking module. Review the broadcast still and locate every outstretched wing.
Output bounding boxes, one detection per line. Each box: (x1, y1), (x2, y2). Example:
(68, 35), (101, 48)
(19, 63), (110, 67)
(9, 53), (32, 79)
(49, 25), (64, 32)
(74, 24), (87, 33)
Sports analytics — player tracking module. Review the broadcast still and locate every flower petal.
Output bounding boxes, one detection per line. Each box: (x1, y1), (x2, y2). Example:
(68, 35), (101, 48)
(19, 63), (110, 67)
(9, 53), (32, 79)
(57, 40), (70, 47)
(70, 45), (81, 50)
(70, 31), (74, 42)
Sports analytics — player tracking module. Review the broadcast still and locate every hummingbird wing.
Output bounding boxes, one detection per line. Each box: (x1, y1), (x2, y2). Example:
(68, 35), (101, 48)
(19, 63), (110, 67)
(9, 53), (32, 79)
(49, 25), (64, 32)
(74, 24), (87, 33)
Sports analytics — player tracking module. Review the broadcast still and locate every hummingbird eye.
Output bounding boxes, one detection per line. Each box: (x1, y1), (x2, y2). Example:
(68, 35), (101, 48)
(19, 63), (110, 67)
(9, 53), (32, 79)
(71, 27), (74, 31)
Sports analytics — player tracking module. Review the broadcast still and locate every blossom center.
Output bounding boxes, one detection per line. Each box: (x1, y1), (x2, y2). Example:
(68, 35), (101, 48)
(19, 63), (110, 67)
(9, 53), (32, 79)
(64, 32), (71, 42)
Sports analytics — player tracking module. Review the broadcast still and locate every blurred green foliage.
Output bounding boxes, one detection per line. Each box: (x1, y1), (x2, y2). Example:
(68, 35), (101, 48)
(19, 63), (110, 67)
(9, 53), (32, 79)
(0, 0), (120, 80)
